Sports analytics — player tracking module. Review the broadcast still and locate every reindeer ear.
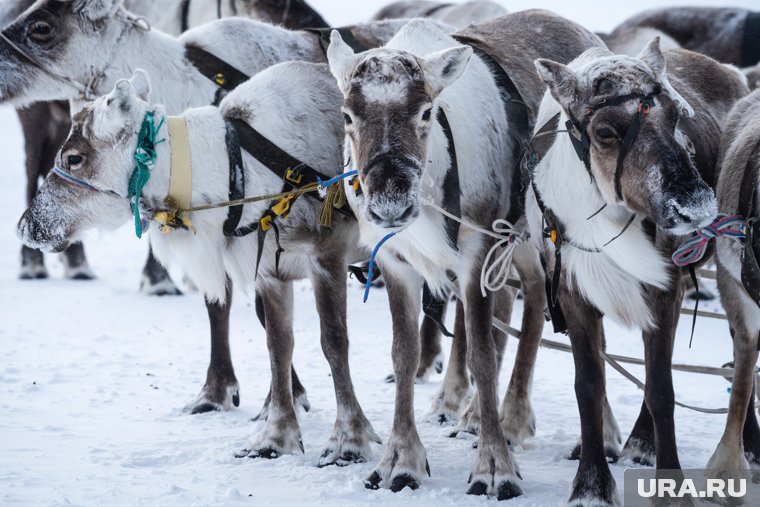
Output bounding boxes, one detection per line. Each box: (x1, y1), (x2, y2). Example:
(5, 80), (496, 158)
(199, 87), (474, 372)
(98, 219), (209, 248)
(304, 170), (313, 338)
(108, 78), (136, 114)
(535, 59), (578, 106)
(128, 69), (151, 102)
(636, 36), (666, 79)
(327, 30), (360, 92)
(637, 36), (695, 118)
(421, 45), (472, 97)
(73, 0), (125, 20)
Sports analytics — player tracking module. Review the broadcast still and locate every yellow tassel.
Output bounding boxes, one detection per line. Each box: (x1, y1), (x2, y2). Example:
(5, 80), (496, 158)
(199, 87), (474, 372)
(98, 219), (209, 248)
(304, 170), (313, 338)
(318, 182), (347, 228)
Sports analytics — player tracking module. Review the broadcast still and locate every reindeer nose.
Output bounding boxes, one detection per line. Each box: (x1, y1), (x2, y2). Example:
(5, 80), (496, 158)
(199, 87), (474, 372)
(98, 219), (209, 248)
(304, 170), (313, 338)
(17, 210), (34, 243)
(368, 203), (416, 228)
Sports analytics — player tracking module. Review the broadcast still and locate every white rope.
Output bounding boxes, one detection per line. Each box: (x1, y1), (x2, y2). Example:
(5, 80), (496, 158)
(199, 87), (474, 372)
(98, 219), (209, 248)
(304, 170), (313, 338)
(420, 196), (527, 297)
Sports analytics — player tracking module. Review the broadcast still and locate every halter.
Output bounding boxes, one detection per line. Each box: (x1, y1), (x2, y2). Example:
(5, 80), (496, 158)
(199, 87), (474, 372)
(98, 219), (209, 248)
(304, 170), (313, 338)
(0, 8), (149, 102)
(566, 90), (659, 201)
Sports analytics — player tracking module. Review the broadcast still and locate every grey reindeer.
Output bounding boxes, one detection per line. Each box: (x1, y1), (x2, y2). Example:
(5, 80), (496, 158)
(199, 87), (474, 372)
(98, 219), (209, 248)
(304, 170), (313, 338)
(327, 10), (601, 499)
(528, 39), (748, 505)
(0, 0), (415, 456)
(708, 88), (760, 485)
(603, 7), (760, 89)
(18, 63), (382, 464)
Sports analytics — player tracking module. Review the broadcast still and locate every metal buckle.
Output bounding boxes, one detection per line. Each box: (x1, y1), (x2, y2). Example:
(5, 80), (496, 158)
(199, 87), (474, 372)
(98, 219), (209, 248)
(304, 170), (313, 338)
(285, 167), (303, 185)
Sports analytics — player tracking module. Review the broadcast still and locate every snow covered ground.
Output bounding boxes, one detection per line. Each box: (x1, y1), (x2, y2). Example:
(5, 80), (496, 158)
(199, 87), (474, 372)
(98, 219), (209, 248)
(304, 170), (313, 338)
(1, 1), (758, 506)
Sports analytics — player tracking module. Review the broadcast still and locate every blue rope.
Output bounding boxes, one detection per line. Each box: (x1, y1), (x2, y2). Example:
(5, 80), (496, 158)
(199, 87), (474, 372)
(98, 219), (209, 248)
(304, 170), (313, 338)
(364, 231), (396, 303)
(317, 170), (358, 191)
(52, 166), (99, 191)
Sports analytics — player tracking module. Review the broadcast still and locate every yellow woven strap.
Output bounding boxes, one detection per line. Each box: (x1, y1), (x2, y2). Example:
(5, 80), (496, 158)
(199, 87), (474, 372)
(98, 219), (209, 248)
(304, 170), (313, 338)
(166, 116), (193, 212)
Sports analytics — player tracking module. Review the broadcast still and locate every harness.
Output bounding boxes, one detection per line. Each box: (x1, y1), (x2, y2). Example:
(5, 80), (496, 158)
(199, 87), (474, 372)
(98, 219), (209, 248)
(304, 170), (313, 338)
(184, 43), (355, 276)
(422, 3), (452, 17)
(523, 91), (658, 332)
(741, 11), (760, 68)
(739, 140), (760, 307)
(420, 38), (532, 334)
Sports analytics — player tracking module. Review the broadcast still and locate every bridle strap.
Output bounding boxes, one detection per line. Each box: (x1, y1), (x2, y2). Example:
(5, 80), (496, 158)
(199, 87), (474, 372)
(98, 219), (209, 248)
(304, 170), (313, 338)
(0, 31), (95, 100)
(614, 97), (655, 200)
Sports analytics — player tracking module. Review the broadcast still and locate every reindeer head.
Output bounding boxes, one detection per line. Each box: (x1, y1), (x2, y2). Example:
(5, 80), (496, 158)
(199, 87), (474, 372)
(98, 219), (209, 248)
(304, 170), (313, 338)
(0, 0), (135, 105)
(18, 70), (155, 252)
(536, 38), (716, 235)
(327, 26), (471, 230)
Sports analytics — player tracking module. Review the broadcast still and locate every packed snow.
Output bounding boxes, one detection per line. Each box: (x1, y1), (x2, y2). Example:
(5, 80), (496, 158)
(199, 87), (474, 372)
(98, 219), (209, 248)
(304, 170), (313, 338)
(1, 1), (758, 506)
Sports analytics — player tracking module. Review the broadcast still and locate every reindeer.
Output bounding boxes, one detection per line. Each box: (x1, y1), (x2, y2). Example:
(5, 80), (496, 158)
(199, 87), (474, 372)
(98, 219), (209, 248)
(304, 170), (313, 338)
(527, 39), (748, 505)
(0, 0), (414, 442)
(605, 7), (760, 70)
(18, 64), (383, 464)
(372, 0), (506, 29)
(327, 10), (602, 498)
(707, 88), (760, 486)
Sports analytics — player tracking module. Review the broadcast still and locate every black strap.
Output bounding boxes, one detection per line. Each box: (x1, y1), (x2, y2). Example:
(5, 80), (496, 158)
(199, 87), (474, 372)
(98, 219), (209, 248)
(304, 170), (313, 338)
(743, 218), (760, 308)
(348, 263), (380, 284)
(185, 44), (250, 95)
(422, 283), (454, 338)
(304, 26), (369, 55)
(613, 97), (654, 201)
(741, 11), (760, 68)
(228, 117), (355, 219)
(223, 119), (246, 236)
(180, 0), (191, 33)
(436, 109), (461, 250)
(688, 264), (700, 348)
(452, 36), (533, 224)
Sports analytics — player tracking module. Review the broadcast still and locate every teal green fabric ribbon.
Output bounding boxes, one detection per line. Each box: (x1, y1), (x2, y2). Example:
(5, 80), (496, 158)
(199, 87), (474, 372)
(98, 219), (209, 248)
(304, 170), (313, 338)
(128, 111), (165, 238)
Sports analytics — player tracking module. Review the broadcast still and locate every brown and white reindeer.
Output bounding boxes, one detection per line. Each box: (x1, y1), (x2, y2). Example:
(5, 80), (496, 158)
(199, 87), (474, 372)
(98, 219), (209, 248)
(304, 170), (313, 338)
(527, 39), (748, 505)
(604, 7), (760, 87)
(0, 0), (417, 453)
(18, 63), (384, 465)
(327, 10), (602, 499)
(707, 88), (760, 485)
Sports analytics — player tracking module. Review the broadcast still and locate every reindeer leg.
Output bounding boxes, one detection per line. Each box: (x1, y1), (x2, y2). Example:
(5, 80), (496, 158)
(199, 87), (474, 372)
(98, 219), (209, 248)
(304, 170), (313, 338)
(432, 301), (470, 425)
(186, 282), (240, 414)
(454, 287), (513, 438)
(500, 243), (544, 447)
(313, 254), (381, 467)
(643, 286), (693, 506)
(744, 383), (760, 471)
(463, 255), (521, 500)
(241, 280), (302, 458)
(563, 290), (619, 506)
(708, 271), (760, 482)
(252, 292), (310, 421)
(418, 313), (445, 379)
(365, 263), (428, 492)
(140, 245), (181, 296)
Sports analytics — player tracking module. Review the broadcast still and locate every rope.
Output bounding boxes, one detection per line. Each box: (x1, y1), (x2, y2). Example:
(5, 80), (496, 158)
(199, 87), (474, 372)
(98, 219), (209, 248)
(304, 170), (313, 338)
(489, 317), (760, 414)
(128, 112), (165, 239)
(363, 232), (396, 303)
(673, 214), (747, 266)
(420, 196), (526, 297)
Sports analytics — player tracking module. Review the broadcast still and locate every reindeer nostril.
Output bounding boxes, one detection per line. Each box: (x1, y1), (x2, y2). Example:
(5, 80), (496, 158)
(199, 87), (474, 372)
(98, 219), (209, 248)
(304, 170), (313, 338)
(398, 205), (414, 221)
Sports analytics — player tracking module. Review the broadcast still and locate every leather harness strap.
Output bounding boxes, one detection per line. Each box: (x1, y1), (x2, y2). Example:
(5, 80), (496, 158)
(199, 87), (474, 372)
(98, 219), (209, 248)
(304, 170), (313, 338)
(741, 11), (760, 68)
(166, 117), (193, 212)
(739, 139), (760, 307)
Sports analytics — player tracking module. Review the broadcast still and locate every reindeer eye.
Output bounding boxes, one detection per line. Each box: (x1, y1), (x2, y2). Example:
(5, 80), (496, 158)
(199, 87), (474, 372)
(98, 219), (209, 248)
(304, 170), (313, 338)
(421, 108), (432, 122)
(595, 127), (616, 140)
(343, 113), (352, 125)
(68, 154), (83, 166)
(29, 21), (53, 42)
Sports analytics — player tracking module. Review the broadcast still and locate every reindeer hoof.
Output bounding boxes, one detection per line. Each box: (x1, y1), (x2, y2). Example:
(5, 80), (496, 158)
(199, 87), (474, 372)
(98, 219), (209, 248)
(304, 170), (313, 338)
(390, 474), (419, 492)
(250, 447), (280, 459)
(497, 480), (523, 500)
(364, 471), (382, 490)
(190, 402), (220, 414)
(434, 358), (444, 374)
(467, 481), (488, 496)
